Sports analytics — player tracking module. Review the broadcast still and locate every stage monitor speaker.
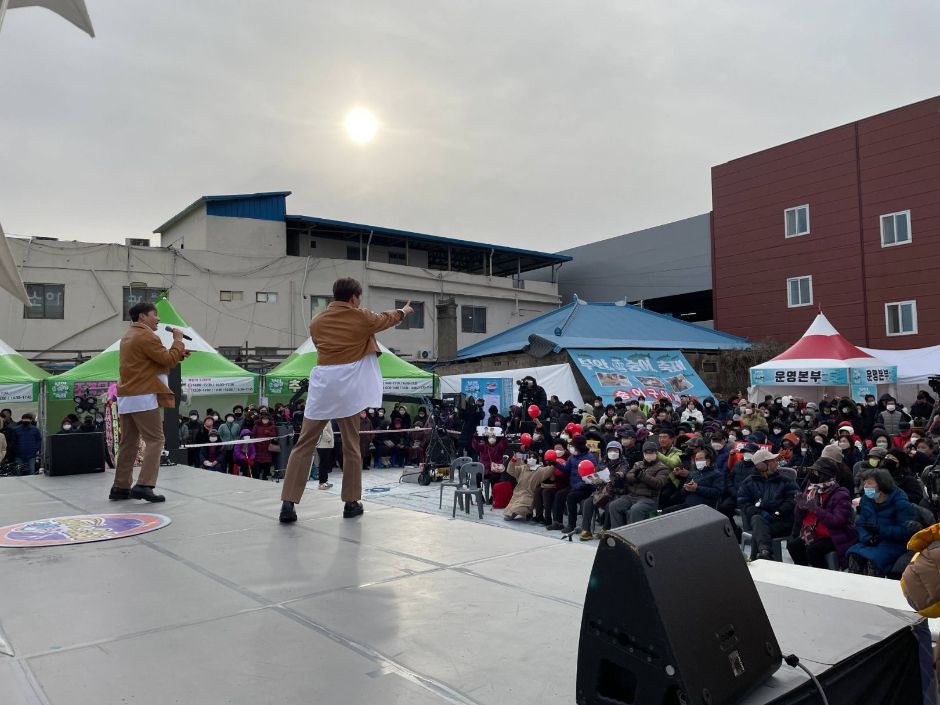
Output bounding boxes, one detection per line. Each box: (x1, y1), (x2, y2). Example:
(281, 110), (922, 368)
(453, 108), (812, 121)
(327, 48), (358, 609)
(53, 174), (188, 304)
(46, 432), (106, 476)
(576, 505), (780, 705)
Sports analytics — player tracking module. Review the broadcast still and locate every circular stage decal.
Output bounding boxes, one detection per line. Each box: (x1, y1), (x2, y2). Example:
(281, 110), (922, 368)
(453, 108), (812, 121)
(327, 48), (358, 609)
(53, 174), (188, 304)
(0, 513), (171, 547)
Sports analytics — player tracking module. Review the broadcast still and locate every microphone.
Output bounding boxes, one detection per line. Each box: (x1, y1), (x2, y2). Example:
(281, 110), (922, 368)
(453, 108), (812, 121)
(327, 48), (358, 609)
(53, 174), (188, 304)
(164, 325), (193, 341)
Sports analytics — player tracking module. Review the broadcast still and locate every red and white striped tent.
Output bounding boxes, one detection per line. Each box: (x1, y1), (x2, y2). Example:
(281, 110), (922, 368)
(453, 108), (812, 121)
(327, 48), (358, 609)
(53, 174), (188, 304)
(748, 313), (897, 403)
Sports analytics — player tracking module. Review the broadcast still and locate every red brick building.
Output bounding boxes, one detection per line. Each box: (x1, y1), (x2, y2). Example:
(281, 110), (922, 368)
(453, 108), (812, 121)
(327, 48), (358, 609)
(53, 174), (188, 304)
(711, 95), (940, 347)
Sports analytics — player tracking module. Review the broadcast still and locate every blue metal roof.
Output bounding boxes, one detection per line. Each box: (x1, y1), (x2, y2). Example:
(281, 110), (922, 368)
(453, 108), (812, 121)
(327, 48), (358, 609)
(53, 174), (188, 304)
(286, 214), (572, 265)
(455, 299), (750, 359)
(154, 192), (292, 233)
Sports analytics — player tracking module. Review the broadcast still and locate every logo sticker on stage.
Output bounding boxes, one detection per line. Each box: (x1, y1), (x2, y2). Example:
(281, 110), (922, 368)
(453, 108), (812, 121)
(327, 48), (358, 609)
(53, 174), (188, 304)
(0, 513), (171, 547)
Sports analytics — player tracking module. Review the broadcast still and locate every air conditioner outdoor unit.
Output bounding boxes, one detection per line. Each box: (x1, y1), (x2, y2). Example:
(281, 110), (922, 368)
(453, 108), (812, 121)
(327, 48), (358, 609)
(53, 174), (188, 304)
(416, 349), (434, 360)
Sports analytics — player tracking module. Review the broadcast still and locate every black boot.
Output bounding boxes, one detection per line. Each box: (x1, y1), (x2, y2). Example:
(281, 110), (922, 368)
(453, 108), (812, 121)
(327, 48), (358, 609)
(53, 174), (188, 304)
(279, 501), (297, 523)
(343, 501), (364, 519)
(109, 486), (131, 501)
(130, 485), (165, 503)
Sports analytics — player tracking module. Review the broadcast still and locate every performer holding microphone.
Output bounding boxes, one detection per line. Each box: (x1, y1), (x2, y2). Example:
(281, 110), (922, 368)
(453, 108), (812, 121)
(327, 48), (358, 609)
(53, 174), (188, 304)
(109, 302), (188, 502)
(279, 278), (413, 521)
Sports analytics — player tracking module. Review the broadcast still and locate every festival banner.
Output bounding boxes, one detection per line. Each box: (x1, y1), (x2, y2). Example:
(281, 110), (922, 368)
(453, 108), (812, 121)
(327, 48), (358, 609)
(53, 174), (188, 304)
(460, 377), (514, 415)
(0, 382), (37, 403)
(568, 349), (714, 405)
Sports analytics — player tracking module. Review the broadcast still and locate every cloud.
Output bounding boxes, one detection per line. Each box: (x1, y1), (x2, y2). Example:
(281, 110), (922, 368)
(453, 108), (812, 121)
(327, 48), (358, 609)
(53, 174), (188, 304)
(0, 0), (937, 249)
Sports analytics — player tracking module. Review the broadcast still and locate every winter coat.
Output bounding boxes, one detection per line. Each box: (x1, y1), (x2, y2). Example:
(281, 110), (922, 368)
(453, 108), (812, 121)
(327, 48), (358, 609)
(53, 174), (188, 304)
(878, 409), (910, 437)
(471, 436), (509, 475)
(725, 459), (756, 500)
(317, 423), (334, 449)
(233, 431), (256, 464)
(680, 407), (704, 425)
(737, 471), (799, 517)
(199, 443), (225, 469)
(793, 485), (858, 564)
(12, 423), (42, 459)
(678, 465), (724, 508)
(847, 488), (916, 572)
(562, 450), (599, 490)
(623, 458), (670, 500)
(250, 421), (278, 463)
(504, 461), (554, 517)
(218, 421), (241, 444)
(901, 523), (940, 618)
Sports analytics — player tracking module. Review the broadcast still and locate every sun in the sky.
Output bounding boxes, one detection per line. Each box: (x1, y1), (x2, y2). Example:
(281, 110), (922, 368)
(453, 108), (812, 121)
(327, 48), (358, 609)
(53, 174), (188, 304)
(344, 107), (378, 145)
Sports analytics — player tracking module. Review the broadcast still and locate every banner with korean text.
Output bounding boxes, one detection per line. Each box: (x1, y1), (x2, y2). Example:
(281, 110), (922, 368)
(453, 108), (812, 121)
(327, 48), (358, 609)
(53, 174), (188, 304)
(568, 349), (714, 405)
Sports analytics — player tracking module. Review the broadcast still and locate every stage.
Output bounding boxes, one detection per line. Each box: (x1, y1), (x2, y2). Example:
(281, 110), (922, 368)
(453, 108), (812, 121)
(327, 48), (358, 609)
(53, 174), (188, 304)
(0, 466), (933, 705)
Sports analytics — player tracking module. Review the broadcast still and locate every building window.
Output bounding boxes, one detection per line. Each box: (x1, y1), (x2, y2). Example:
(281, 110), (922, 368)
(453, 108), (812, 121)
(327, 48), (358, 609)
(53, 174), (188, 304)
(122, 287), (163, 320)
(256, 292), (278, 304)
(310, 295), (333, 318)
(461, 305), (487, 333)
(396, 300), (424, 329)
(388, 251), (407, 266)
(24, 283), (65, 319)
(885, 301), (917, 336)
(880, 210), (911, 247)
(346, 245), (362, 261)
(309, 239), (317, 249)
(786, 276), (813, 308)
(255, 347), (278, 357)
(784, 205), (810, 238)
(220, 290), (244, 302)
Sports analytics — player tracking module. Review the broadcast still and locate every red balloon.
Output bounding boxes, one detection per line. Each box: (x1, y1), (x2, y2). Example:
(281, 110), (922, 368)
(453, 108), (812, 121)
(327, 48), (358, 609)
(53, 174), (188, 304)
(520, 433), (533, 447)
(527, 404), (540, 419)
(573, 424), (583, 435)
(577, 459), (595, 477)
(565, 422), (577, 434)
(544, 449), (557, 462)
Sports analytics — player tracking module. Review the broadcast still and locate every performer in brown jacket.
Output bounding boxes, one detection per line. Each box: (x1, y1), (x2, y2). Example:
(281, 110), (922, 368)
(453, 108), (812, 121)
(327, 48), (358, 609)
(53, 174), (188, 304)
(280, 278), (412, 521)
(109, 301), (187, 502)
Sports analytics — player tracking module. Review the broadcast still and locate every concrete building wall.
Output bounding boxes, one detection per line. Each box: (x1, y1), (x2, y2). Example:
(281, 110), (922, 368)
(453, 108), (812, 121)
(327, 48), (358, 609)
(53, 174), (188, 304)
(1, 239), (560, 362)
(205, 215), (285, 258)
(159, 208), (207, 251)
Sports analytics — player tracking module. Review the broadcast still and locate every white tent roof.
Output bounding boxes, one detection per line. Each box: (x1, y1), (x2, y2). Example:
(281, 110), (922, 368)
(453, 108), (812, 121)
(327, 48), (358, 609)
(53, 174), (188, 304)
(860, 345), (940, 387)
(440, 363), (583, 406)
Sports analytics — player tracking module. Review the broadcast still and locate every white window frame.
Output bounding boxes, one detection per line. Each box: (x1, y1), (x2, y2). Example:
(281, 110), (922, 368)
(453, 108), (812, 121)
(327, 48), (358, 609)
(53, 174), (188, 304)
(786, 275), (813, 308)
(885, 300), (917, 336)
(880, 210), (912, 248)
(784, 204), (810, 238)
(256, 292), (278, 304)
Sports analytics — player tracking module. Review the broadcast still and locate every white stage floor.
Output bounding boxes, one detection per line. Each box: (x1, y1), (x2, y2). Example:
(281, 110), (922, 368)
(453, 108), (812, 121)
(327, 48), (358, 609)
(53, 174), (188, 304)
(0, 466), (927, 705)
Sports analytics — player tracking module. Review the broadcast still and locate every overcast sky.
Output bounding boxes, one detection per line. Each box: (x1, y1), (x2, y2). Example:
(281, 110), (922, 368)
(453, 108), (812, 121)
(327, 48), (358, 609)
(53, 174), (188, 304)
(1, 1), (938, 252)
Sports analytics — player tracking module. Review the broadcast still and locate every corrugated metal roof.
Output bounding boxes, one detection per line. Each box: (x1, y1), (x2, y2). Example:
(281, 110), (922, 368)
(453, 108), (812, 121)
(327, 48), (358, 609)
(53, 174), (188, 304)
(455, 299), (750, 359)
(286, 214), (572, 265)
(154, 192), (292, 233)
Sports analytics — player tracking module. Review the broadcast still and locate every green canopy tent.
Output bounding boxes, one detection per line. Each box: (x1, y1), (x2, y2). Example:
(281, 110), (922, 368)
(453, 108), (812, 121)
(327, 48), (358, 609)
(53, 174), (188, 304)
(46, 296), (259, 429)
(265, 338), (437, 403)
(0, 337), (49, 406)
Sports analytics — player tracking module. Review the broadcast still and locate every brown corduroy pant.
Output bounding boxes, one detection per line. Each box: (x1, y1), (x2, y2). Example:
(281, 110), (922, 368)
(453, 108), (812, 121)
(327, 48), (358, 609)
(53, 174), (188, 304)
(114, 408), (164, 489)
(281, 414), (362, 504)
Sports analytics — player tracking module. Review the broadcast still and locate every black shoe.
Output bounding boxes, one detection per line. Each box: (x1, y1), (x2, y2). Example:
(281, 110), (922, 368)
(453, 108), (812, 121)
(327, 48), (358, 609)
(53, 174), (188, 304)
(279, 506), (297, 523)
(130, 485), (165, 502)
(757, 548), (773, 561)
(343, 501), (364, 519)
(109, 486), (131, 501)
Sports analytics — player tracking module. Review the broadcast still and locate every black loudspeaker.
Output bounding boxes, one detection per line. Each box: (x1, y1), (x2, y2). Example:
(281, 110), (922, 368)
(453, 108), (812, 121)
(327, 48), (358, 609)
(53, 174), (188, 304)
(46, 432), (106, 476)
(577, 506), (781, 705)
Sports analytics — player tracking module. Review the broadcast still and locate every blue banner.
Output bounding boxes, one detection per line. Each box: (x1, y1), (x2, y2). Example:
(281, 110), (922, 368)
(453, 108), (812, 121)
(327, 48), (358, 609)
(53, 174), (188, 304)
(750, 365), (897, 386)
(460, 378), (515, 415)
(568, 349), (714, 405)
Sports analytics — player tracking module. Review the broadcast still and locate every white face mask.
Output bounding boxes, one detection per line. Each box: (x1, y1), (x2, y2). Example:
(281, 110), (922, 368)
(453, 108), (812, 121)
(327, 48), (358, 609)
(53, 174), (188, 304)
(62, 424), (72, 431)
(226, 417), (234, 423)
(728, 434), (737, 442)
(526, 458), (538, 468)
(607, 452), (620, 461)
(744, 409), (753, 415)
(694, 460), (707, 470)
(643, 453), (658, 463)
(487, 437), (497, 445)
(711, 442), (724, 451)
(886, 404), (896, 411)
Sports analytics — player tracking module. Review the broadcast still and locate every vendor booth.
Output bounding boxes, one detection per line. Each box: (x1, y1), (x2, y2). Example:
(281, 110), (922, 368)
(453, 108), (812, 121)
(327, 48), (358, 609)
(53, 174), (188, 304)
(0, 337), (49, 419)
(46, 296), (259, 430)
(749, 313), (897, 403)
(440, 363), (582, 411)
(264, 338), (437, 403)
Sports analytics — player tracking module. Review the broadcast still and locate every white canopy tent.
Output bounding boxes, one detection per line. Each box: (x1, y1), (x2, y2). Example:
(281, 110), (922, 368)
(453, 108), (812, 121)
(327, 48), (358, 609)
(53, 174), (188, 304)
(749, 313), (898, 403)
(860, 345), (940, 404)
(440, 363), (583, 406)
